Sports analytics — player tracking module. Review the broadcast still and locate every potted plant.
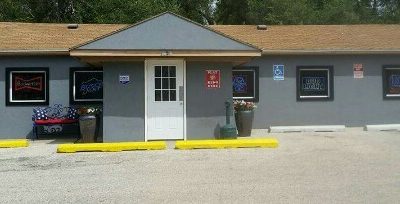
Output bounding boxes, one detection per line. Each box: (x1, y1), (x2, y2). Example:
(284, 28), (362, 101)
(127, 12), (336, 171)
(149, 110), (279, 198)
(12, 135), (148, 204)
(78, 106), (102, 143)
(233, 100), (257, 137)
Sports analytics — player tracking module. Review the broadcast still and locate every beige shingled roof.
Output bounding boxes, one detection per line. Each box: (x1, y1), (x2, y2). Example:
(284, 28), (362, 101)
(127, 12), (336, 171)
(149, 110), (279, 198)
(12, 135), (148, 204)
(0, 22), (126, 53)
(0, 22), (399, 55)
(210, 24), (400, 54)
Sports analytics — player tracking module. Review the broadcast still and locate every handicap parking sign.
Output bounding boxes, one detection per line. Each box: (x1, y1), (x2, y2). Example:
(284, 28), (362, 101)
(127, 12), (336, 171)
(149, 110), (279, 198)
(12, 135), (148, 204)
(273, 65), (284, 80)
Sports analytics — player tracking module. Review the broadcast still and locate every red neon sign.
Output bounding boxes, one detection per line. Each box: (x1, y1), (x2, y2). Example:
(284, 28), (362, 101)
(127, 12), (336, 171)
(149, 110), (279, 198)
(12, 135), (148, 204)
(14, 76), (43, 91)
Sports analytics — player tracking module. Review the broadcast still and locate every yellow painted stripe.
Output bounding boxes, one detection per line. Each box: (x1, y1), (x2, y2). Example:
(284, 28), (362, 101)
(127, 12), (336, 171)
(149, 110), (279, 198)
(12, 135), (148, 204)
(57, 141), (166, 153)
(0, 139), (29, 148)
(175, 138), (279, 150)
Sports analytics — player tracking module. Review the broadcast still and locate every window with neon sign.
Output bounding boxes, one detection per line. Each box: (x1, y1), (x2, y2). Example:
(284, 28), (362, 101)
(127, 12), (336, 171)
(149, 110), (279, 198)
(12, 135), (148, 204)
(232, 67), (259, 102)
(383, 66), (400, 99)
(6, 68), (49, 106)
(297, 66), (334, 101)
(69, 67), (103, 104)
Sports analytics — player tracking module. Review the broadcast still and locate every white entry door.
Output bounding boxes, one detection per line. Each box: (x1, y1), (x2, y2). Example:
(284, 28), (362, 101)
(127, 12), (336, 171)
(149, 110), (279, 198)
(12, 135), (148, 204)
(146, 59), (184, 140)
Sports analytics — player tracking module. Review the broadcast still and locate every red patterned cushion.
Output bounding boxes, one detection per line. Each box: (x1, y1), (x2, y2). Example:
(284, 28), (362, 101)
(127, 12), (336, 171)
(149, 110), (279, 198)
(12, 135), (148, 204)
(34, 118), (78, 125)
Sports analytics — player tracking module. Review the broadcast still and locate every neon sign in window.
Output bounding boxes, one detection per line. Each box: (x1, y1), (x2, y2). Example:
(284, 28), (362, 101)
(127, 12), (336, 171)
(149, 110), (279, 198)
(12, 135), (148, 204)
(6, 68), (49, 106)
(232, 67), (258, 102)
(297, 66), (333, 101)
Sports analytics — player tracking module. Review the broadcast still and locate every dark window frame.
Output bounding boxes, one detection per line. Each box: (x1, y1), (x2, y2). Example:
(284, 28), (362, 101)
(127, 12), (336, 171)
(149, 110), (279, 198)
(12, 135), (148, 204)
(232, 66), (259, 102)
(382, 65), (400, 99)
(296, 66), (334, 101)
(69, 67), (103, 105)
(5, 67), (49, 106)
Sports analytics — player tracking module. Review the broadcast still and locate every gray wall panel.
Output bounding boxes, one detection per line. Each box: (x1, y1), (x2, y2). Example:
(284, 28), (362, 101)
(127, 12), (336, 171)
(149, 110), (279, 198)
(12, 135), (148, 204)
(0, 56), (86, 139)
(79, 13), (256, 51)
(186, 62), (234, 139)
(243, 55), (400, 128)
(0, 54), (398, 140)
(103, 62), (145, 142)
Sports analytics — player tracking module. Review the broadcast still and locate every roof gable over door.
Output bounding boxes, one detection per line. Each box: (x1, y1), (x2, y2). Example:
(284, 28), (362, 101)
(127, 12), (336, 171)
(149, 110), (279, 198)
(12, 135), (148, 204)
(74, 12), (259, 52)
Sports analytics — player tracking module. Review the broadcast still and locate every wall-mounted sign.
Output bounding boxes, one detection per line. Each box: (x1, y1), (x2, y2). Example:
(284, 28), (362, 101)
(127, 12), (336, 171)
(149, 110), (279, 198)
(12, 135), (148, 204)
(119, 75), (130, 85)
(6, 67), (49, 106)
(70, 68), (103, 104)
(205, 70), (220, 89)
(353, 63), (364, 79)
(232, 67), (259, 102)
(273, 65), (284, 80)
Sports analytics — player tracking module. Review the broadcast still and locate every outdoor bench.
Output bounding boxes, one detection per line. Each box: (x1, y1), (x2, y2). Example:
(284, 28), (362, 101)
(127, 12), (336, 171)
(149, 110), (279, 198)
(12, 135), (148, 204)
(32, 104), (79, 139)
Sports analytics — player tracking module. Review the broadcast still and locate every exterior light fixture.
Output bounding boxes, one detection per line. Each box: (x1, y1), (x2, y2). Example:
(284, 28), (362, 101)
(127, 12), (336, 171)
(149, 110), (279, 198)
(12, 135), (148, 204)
(161, 51), (172, 56)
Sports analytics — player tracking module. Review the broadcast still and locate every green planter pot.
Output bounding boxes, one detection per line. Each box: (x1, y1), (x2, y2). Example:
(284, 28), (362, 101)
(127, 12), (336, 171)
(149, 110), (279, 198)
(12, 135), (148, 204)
(236, 110), (254, 137)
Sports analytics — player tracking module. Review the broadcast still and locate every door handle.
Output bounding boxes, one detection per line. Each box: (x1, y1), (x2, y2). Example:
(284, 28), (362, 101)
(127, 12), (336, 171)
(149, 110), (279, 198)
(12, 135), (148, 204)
(179, 86), (184, 101)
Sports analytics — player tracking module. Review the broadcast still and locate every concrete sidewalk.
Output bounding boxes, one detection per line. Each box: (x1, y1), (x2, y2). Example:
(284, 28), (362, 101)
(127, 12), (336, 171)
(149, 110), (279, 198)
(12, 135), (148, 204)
(0, 128), (399, 203)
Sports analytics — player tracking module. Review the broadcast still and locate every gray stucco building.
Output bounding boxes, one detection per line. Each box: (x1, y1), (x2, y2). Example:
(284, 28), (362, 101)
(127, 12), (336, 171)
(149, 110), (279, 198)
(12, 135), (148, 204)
(0, 12), (399, 141)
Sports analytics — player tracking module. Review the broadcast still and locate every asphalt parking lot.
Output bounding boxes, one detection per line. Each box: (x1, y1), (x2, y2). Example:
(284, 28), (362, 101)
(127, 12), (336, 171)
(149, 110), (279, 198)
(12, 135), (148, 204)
(0, 128), (399, 203)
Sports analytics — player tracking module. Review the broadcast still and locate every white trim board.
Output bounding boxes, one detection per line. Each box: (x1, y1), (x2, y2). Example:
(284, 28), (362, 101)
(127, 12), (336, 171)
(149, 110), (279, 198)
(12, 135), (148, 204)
(269, 125), (345, 133)
(183, 59), (187, 141)
(144, 59), (148, 142)
(364, 124), (400, 131)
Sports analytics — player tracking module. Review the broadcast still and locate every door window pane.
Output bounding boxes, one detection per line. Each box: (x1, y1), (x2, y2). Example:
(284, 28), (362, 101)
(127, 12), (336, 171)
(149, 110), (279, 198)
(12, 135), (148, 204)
(169, 66), (176, 77)
(155, 66), (161, 77)
(169, 78), (176, 89)
(162, 78), (169, 89)
(162, 66), (169, 77)
(162, 90), (169, 101)
(170, 90), (176, 101)
(155, 78), (161, 89)
(155, 90), (161, 101)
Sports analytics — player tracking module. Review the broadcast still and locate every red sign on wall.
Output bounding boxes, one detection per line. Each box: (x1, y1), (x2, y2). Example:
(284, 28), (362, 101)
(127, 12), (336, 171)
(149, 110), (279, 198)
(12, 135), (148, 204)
(353, 63), (364, 79)
(205, 70), (221, 89)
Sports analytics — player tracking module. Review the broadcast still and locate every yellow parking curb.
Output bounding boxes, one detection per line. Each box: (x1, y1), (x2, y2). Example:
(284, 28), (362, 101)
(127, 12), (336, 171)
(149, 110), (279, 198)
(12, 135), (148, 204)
(57, 141), (166, 153)
(0, 139), (29, 148)
(175, 138), (279, 150)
